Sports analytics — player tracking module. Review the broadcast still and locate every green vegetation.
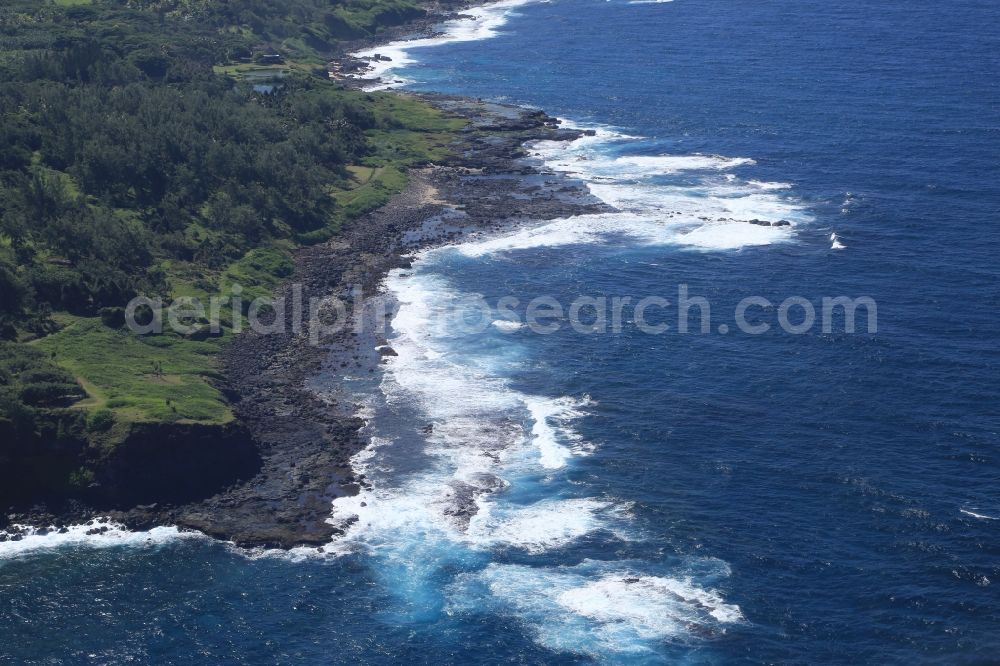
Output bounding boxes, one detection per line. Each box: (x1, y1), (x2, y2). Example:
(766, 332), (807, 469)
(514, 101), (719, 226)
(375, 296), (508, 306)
(34, 318), (233, 424)
(0, 342), (85, 417)
(0, 341), (89, 501)
(0, 0), (465, 502)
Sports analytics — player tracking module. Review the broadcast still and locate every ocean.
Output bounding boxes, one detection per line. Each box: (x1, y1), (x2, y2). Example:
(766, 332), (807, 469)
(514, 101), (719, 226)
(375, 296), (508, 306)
(2, 0), (999, 663)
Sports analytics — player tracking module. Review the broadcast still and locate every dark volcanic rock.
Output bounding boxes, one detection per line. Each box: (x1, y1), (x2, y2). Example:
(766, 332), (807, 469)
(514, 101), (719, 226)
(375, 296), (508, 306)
(747, 218), (792, 227)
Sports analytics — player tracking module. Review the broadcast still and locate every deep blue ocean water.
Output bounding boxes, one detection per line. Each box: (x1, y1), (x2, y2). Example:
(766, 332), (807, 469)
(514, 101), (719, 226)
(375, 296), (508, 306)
(2, 0), (999, 663)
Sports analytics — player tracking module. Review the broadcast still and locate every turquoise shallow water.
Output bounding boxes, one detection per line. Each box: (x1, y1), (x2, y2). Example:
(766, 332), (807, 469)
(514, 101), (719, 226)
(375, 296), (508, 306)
(3, 0), (1000, 663)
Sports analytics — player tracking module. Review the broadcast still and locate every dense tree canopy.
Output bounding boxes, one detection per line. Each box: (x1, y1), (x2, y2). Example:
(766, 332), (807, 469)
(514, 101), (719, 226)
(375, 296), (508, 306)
(0, 0), (453, 502)
(0, 0), (410, 331)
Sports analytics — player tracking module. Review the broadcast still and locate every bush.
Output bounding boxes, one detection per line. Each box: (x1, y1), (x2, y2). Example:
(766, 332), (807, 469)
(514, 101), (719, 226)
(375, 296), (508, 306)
(0, 343), (48, 374)
(87, 408), (115, 432)
(99, 306), (127, 328)
(0, 343), (86, 460)
(0, 389), (34, 436)
(0, 258), (26, 327)
(19, 381), (85, 407)
(18, 367), (76, 386)
(68, 466), (96, 488)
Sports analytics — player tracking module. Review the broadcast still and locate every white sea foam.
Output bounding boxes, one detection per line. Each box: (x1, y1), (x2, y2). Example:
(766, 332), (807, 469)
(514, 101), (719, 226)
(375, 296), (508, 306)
(349, 0), (537, 90)
(613, 153), (756, 174)
(0, 521), (195, 560)
(329, 267), (598, 554)
(466, 498), (618, 553)
(748, 179), (793, 190)
(0, 518), (329, 564)
(324, 248), (743, 657)
(457, 207), (794, 257)
(555, 118), (644, 141)
(531, 139), (755, 182)
(960, 508), (998, 520)
(830, 231), (846, 249)
(678, 220), (793, 249)
(491, 318), (524, 331)
(527, 394), (593, 468)
(448, 561), (742, 658)
(503, 123), (813, 252)
(381, 267), (589, 471)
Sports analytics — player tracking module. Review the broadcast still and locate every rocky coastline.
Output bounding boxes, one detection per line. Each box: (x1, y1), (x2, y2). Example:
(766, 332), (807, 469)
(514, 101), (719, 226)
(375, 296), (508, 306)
(1, 93), (610, 549)
(185, 95), (609, 548)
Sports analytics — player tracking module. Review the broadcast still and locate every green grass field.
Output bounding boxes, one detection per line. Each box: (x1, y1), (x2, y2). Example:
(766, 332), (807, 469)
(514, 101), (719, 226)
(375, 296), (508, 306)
(34, 317), (232, 424)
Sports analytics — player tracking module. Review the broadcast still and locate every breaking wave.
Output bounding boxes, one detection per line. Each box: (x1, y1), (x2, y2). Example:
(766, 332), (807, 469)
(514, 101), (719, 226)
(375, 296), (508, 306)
(448, 559), (742, 659)
(349, 0), (538, 90)
(491, 121), (814, 254)
(329, 208), (747, 656)
(0, 520), (197, 560)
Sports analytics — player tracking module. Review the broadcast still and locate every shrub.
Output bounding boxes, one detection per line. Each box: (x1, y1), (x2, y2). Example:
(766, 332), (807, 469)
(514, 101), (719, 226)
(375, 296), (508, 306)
(18, 367), (76, 386)
(99, 306), (127, 328)
(68, 467), (95, 488)
(87, 408), (115, 432)
(19, 380), (85, 407)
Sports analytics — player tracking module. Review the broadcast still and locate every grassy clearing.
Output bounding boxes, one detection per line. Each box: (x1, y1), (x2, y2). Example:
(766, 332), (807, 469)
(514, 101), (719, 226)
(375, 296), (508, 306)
(334, 164), (406, 220)
(301, 93), (466, 240)
(328, 93), (464, 222)
(346, 165), (378, 185)
(363, 93), (467, 164)
(33, 245), (297, 425)
(34, 318), (232, 424)
(32, 243), (301, 425)
(212, 63), (306, 78)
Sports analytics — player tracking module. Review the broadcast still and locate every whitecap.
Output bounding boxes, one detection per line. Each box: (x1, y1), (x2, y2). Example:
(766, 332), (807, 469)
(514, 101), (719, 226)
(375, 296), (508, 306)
(525, 124), (812, 251)
(0, 521), (196, 560)
(748, 179), (793, 190)
(465, 498), (620, 553)
(557, 573), (744, 628)
(525, 394), (592, 468)
(960, 508), (998, 520)
(448, 560), (742, 658)
(492, 319), (524, 332)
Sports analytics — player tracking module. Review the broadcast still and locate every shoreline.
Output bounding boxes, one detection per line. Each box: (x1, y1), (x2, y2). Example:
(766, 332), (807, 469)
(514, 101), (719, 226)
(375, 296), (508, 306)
(174, 94), (610, 547)
(1, 93), (607, 550)
(336, 0), (538, 90)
